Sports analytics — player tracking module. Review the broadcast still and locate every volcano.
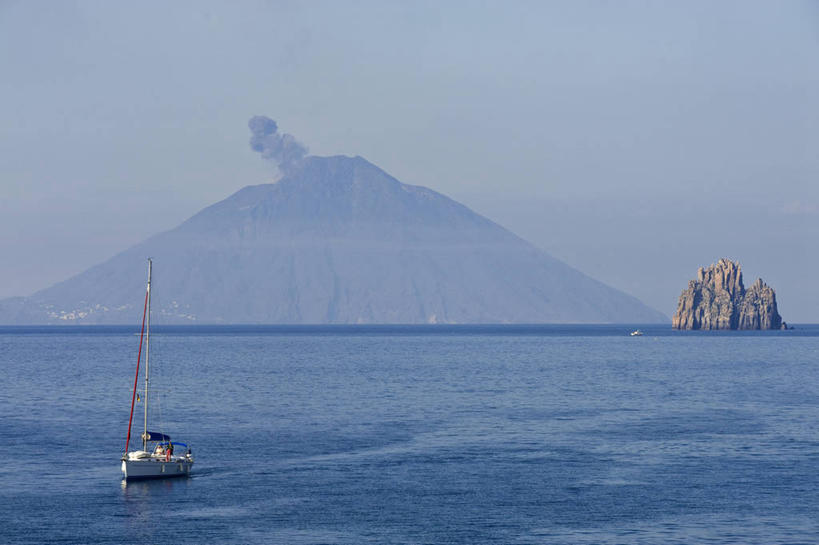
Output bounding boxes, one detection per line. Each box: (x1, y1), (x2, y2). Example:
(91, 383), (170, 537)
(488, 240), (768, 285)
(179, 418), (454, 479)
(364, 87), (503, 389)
(0, 155), (665, 324)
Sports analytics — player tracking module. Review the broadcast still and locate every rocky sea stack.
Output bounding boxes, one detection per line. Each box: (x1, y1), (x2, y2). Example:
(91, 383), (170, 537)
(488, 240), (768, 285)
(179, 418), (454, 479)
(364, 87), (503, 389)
(672, 258), (786, 330)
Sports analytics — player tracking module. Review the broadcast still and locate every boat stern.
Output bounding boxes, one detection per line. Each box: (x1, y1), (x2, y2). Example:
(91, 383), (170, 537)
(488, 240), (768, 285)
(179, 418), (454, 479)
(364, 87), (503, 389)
(121, 457), (193, 480)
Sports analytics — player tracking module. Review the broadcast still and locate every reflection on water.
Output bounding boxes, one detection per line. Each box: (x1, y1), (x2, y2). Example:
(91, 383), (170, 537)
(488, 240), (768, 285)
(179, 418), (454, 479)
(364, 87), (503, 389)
(120, 476), (194, 529)
(120, 476), (192, 498)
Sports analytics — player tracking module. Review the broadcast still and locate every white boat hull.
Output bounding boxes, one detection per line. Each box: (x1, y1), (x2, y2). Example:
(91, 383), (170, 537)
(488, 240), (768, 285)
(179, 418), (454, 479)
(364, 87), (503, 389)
(122, 457), (193, 480)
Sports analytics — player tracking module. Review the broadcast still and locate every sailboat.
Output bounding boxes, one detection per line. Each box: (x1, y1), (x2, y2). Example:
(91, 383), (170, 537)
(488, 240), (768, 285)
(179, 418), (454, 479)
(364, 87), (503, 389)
(121, 259), (194, 480)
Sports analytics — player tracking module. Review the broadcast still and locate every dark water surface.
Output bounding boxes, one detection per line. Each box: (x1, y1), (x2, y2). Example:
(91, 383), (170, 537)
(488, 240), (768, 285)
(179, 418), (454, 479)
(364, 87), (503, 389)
(1, 325), (818, 544)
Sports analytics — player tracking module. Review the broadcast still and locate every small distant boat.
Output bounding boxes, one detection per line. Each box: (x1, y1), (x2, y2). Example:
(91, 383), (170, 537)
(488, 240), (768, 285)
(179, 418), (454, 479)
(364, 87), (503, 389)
(121, 259), (194, 480)
(630, 329), (644, 336)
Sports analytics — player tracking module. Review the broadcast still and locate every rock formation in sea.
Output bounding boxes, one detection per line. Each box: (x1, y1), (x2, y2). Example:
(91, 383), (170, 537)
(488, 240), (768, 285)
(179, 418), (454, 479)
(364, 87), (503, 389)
(0, 118), (667, 325)
(672, 258), (785, 330)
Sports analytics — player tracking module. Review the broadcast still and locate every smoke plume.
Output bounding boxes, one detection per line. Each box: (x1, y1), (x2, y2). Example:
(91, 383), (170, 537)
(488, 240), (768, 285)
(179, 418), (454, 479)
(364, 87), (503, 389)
(248, 115), (308, 172)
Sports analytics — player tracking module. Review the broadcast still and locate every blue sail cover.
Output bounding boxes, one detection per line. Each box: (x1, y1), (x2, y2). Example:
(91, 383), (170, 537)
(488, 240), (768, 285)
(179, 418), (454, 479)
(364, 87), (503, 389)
(145, 431), (171, 442)
(158, 442), (188, 448)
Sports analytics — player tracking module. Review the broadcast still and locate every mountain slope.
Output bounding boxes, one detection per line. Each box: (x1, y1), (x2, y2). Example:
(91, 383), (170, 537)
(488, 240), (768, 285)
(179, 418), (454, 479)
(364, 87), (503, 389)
(0, 155), (666, 324)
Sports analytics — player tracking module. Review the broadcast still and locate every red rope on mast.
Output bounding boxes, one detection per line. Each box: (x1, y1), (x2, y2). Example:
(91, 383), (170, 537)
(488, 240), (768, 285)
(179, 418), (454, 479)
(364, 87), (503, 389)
(124, 288), (150, 453)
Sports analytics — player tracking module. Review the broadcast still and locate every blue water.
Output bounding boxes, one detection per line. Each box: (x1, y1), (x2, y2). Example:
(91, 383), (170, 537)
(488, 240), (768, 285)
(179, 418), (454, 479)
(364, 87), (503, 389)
(1, 324), (818, 544)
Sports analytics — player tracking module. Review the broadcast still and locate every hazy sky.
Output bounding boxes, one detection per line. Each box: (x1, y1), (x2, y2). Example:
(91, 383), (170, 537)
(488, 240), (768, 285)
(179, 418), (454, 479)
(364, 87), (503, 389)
(1, 0), (818, 320)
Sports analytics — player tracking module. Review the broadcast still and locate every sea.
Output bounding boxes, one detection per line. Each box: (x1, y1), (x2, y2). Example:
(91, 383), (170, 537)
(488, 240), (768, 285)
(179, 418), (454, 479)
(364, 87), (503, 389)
(1, 324), (818, 545)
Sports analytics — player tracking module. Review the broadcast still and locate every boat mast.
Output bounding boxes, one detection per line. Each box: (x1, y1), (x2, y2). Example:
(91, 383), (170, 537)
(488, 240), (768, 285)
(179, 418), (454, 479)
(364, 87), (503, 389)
(142, 258), (152, 452)
(124, 261), (150, 455)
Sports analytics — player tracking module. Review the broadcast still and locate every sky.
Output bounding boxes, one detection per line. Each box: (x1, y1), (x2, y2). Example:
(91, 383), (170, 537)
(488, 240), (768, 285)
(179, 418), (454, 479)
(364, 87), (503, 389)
(1, 0), (818, 321)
